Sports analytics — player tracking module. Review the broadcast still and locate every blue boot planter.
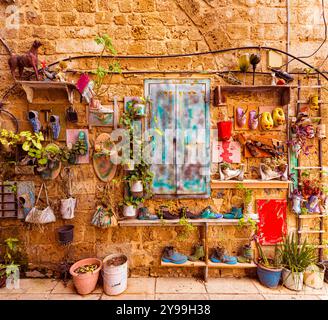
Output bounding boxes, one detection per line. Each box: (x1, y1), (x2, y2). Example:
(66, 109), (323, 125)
(257, 263), (282, 288)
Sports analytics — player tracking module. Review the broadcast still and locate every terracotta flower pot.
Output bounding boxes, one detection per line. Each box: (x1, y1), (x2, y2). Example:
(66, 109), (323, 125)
(69, 258), (102, 295)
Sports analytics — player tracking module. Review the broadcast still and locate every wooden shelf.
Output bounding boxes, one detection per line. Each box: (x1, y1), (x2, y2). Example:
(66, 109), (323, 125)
(208, 261), (257, 268)
(118, 218), (254, 227)
(298, 230), (325, 234)
(298, 214), (328, 219)
(161, 260), (206, 268)
(161, 260), (257, 269)
(17, 80), (77, 104)
(214, 85), (291, 106)
(211, 179), (291, 189)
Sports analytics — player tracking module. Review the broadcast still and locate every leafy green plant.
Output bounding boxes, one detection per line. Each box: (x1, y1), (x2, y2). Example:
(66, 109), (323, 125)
(254, 239), (281, 269)
(92, 34), (121, 98)
(238, 217), (257, 233)
(120, 196), (144, 208)
(300, 207), (308, 215)
(236, 183), (253, 211)
(177, 208), (196, 241)
(278, 234), (317, 273)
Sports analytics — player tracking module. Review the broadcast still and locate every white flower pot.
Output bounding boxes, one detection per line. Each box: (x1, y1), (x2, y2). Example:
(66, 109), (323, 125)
(123, 205), (137, 218)
(304, 264), (325, 289)
(282, 268), (304, 291)
(130, 181), (143, 193)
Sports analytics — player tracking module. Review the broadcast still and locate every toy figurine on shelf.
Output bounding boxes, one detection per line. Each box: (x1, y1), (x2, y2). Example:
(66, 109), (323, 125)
(55, 61), (68, 82)
(218, 163), (244, 181)
(259, 163), (288, 181)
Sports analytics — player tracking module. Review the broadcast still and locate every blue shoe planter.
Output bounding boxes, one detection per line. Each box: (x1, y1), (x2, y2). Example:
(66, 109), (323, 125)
(257, 263), (282, 288)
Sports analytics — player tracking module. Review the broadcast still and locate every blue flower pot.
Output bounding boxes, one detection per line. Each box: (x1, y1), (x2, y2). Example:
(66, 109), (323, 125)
(257, 263), (282, 288)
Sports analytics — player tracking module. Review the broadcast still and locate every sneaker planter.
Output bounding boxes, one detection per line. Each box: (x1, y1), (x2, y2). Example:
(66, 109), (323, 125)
(69, 258), (102, 295)
(138, 207), (158, 220)
(130, 180), (143, 193)
(282, 268), (304, 291)
(27, 110), (41, 133)
(223, 207), (243, 219)
(162, 246), (188, 264)
(210, 247), (237, 264)
(257, 263), (282, 288)
(49, 115), (61, 140)
(200, 206), (223, 219)
(304, 263), (326, 289)
(188, 245), (205, 262)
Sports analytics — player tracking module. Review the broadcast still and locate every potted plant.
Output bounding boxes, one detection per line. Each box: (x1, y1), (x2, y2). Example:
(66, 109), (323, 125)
(121, 196), (143, 218)
(126, 97), (147, 118)
(254, 238), (282, 288)
(304, 263), (326, 289)
(124, 171), (143, 193)
(69, 258), (102, 295)
(237, 183), (256, 219)
(279, 234), (317, 291)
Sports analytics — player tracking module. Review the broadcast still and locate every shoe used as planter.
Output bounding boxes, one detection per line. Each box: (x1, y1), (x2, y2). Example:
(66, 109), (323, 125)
(161, 246), (188, 264)
(223, 207), (243, 219)
(138, 207), (159, 220)
(210, 247), (237, 264)
(158, 206), (179, 220)
(200, 206), (223, 219)
(237, 244), (253, 263)
(179, 207), (201, 219)
(28, 110), (41, 133)
(50, 115), (61, 140)
(188, 245), (205, 262)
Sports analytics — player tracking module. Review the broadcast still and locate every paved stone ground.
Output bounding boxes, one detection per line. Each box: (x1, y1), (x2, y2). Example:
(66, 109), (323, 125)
(0, 277), (327, 300)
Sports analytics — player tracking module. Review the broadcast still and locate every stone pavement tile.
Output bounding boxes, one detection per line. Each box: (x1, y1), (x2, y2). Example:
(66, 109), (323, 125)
(0, 294), (21, 300)
(156, 294), (209, 300)
(205, 278), (259, 294)
(209, 294), (265, 300)
(49, 294), (101, 300)
(125, 277), (155, 294)
(101, 293), (155, 300)
(19, 279), (58, 294)
(156, 278), (207, 294)
(51, 280), (102, 294)
(300, 285), (328, 295)
(263, 294), (320, 300)
(318, 295), (328, 300)
(251, 280), (288, 294)
(17, 293), (50, 300)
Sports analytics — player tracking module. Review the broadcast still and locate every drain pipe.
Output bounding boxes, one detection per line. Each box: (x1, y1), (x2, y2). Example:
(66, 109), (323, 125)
(286, 0), (290, 72)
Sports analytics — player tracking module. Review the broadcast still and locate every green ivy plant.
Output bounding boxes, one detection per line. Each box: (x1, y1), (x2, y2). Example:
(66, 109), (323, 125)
(177, 208), (196, 241)
(120, 196), (144, 208)
(92, 34), (122, 99)
(236, 183), (253, 211)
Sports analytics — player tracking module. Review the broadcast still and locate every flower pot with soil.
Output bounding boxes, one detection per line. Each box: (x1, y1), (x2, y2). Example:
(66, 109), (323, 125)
(304, 263), (326, 289)
(121, 196), (143, 219)
(69, 258), (102, 295)
(102, 254), (128, 296)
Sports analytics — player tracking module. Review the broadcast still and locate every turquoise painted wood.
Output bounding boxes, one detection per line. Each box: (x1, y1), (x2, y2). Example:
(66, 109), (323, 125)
(145, 79), (210, 197)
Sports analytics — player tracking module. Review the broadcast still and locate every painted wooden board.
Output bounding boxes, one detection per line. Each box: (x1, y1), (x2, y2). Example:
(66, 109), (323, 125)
(234, 106), (259, 131)
(66, 129), (90, 164)
(212, 140), (241, 163)
(93, 133), (117, 182)
(17, 181), (35, 219)
(259, 106), (287, 131)
(257, 199), (287, 245)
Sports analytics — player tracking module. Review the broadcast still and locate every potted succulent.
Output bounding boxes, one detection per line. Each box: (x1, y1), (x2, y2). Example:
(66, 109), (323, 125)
(69, 258), (102, 295)
(121, 196), (144, 218)
(279, 234), (316, 291)
(254, 237), (282, 288)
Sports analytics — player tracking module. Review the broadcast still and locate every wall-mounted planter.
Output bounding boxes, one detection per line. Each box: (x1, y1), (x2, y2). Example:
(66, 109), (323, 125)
(130, 181), (143, 193)
(217, 121), (232, 141)
(57, 224), (74, 245)
(123, 205), (137, 218)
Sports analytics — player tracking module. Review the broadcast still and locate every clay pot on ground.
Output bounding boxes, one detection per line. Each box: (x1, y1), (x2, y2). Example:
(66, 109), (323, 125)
(130, 181), (143, 193)
(69, 258), (102, 295)
(123, 205), (137, 218)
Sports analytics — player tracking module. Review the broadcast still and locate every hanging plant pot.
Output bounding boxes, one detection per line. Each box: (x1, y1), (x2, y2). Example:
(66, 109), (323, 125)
(123, 205), (137, 218)
(130, 180), (143, 193)
(282, 268), (304, 291)
(304, 263), (326, 289)
(257, 263), (282, 288)
(57, 224), (74, 245)
(124, 162), (134, 171)
(217, 121), (232, 141)
(134, 103), (146, 117)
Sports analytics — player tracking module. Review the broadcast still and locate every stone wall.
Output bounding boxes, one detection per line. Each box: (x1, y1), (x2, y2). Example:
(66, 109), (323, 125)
(0, 0), (327, 278)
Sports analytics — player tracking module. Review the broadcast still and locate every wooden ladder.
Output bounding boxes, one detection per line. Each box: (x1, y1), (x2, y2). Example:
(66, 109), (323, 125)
(293, 78), (327, 261)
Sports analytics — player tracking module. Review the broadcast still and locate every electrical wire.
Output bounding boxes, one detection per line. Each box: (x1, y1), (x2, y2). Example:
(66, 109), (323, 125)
(281, 0), (327, 69)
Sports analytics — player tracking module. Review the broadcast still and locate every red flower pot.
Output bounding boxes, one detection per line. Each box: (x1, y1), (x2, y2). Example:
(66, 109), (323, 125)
(217, 121), (232, 141)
